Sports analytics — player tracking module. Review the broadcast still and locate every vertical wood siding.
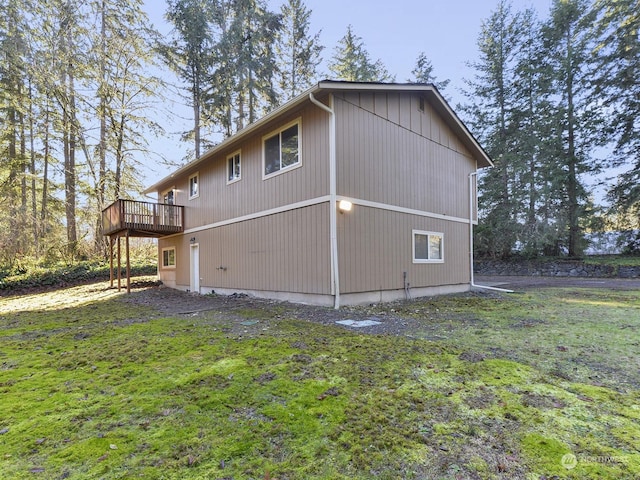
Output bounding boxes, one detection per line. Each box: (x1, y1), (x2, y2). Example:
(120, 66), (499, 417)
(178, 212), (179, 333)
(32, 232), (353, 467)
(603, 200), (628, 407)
(335, 91), (475, 221)
(158, 203), (331, 295)
(155, 89), (480, 301)
(334, 91), (475, 294)
(169, 103), (330, 231)
(338, 205), (470, 293)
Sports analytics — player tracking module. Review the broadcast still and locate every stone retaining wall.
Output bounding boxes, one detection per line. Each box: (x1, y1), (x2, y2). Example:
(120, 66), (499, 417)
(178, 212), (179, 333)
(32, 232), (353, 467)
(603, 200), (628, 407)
(474, 259), (640, 278)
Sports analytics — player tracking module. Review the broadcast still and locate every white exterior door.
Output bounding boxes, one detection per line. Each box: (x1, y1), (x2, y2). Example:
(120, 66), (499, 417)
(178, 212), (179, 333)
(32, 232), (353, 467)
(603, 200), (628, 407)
(189, 244), (200, 294)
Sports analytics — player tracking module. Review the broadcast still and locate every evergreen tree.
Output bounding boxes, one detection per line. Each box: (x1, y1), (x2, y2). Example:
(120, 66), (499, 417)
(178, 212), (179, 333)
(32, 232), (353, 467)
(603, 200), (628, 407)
(593, 0), (640, 240)
(328, 25), (394, 82)
(461, 0), (524, 258)
(408, 52), (450, 91)
(203, 0), (282, 136)
(0, 0), (29, 262)
(509, 8), (564, 256)
(275, 0), (323, 101)
(225, 0), (281, 130)
(163, 0), (216, 158)
(542, 0), (603, 256)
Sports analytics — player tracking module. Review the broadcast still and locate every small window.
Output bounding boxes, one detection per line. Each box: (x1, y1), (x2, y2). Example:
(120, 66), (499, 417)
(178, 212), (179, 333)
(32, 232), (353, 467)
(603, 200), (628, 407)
(227, 151), (241, 184)
(189, 173), (199, 199)
(263, 118), (301, 178)
(413, 230), (444, 263)
(162, 247), (176, 269)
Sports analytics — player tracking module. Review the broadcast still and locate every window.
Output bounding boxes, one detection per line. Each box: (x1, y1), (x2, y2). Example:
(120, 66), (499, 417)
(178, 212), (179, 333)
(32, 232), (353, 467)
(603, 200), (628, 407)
(189, 173), (199, 199)
(163, 188), (175, 205)
(263, 118), (301, 178)
(162, 247), (176, 269)
(413, 230), (444, 263)
(227, 151), (241, 184)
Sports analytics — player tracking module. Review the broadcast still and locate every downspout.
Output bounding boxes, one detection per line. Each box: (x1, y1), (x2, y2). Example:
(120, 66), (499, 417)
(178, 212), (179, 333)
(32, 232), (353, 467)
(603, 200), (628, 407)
(468, 172), (513, 293)
(309, 92), (341, 308)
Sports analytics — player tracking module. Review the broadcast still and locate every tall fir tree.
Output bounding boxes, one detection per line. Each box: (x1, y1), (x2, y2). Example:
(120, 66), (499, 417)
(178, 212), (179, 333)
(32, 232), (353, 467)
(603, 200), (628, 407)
(275, 0), (323, 101)
(328, 25), (394, 82)
(462, 0), (524, 258)
(163, 0), (217, 158)
(204, 0), (281, 136)
(408, 52), (450, 91)
(0, 0), (29, 262)
(509, 7), (564, 256)
(226, 0), (281, 130)
(542, 0), (603, 256)
(593, 0), (640, 245)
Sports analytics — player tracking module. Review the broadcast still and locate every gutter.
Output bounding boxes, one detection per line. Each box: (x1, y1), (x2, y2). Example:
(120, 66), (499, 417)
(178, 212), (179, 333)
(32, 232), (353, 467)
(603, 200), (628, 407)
(309, 92), (340, 309)
(468, 172), (513, 293)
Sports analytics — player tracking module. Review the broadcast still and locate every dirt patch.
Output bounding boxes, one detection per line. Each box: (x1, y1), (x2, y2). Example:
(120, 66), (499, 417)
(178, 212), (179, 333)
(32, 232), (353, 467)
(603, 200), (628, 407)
(119, 284), (424, 336)
(118, 276), (640, 338)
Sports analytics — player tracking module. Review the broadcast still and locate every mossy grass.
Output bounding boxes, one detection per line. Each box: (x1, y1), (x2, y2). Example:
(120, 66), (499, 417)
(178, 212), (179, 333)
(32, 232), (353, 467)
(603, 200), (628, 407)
(1, 283), (639, 478)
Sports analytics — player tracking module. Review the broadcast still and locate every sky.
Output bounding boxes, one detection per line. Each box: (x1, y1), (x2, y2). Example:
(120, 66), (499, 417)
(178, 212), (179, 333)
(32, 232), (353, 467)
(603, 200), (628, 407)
(141, 0), (555, 188)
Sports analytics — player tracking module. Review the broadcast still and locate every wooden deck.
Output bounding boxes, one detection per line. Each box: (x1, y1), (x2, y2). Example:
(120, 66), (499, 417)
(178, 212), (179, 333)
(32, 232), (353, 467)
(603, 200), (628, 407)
(102, 199), (184, 237)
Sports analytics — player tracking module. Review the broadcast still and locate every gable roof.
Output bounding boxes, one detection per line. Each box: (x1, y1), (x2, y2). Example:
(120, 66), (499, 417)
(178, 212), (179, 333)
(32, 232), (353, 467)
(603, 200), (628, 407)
(144, 81), (492, 195)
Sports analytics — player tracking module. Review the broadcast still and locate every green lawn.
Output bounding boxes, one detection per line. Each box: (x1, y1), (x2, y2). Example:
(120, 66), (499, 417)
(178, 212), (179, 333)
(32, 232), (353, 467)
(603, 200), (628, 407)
(1, 283), (639, 479)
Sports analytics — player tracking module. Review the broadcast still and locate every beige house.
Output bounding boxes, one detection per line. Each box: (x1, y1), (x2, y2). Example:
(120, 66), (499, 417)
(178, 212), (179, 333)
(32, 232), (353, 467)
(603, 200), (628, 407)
(108, 81), (491, 307)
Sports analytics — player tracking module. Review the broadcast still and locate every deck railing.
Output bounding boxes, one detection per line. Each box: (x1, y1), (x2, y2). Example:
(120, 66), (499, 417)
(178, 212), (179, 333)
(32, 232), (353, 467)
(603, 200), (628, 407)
(102, 199), (184, 236)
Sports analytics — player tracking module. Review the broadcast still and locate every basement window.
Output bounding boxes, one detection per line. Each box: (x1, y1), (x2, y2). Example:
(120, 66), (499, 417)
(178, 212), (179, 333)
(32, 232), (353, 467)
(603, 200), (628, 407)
(263, 118), (301, 178)
(162, 247), (176, 269)
(412, 230), (444, 263)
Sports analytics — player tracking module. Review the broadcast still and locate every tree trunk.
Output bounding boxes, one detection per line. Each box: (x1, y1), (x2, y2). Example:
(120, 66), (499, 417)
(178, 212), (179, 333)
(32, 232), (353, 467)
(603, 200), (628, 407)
(64, 62), (78, 253)
(565, 25), (580, 257)
(28, 80), (38, 254)
(96, 0), (107, 253)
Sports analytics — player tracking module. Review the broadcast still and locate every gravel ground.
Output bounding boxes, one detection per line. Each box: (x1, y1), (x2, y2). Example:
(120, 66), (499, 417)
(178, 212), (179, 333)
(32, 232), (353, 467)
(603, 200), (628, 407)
(474, 274), (640, 291)
(118, 275), (640, 337)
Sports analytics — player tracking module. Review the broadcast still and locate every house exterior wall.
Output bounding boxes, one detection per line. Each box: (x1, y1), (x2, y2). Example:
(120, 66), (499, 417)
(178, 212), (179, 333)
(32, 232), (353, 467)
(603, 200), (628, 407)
(337, 205), (470, 294)
(166, 104), (330, 229)
(334, 91), (475, 295)
(152, 86), (483, 306)
(158, 203), (331, 296)
(156, 100), (332, 300)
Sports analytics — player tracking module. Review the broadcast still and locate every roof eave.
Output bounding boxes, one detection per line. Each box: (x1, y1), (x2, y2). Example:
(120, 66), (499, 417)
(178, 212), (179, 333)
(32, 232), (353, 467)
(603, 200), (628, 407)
(143, 83), (324, 195)
(144, 81), (492, 195)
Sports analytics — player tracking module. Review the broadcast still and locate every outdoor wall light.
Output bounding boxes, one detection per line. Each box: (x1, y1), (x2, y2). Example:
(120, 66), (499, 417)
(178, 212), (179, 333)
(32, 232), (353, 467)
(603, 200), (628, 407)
(190, 237), (196, 244)
(339, 200), (353, 213)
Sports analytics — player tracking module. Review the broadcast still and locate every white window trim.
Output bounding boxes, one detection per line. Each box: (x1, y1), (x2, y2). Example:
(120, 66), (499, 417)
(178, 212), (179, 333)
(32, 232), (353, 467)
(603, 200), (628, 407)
(226, 150), (242, 185)
(188, 172), (199, 200)
(161, 246), (176, 269)
(262, 117), (302, 180)
(412, 229), (444, 264)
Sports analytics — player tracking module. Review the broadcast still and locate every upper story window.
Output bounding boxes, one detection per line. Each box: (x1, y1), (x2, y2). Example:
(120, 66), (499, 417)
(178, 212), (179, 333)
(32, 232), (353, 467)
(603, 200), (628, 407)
(227, 151), (241, 184)
(412, 230), (444, 263)
(163, 188), (175, 205)
(263, 118), (301, 178)
(189, 173), (199, 199)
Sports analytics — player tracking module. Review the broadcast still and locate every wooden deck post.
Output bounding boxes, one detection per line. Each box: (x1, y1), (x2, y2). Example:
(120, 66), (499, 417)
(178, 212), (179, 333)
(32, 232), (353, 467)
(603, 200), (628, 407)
(117, 235), (121, 291)
(109, 236), (114, 288)
(126, 231), (131, 294)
